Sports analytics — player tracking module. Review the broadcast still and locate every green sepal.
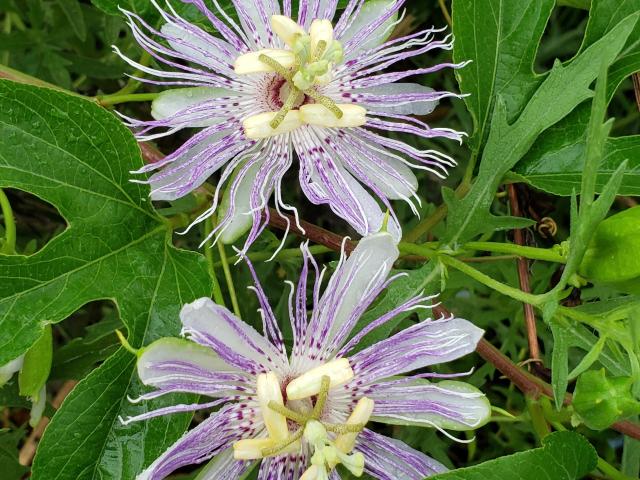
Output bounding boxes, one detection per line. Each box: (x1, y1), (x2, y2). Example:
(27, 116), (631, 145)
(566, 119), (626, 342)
(573, 368), (640, 430)
(579, 206), (640, 285)
(18, 324), (52, 401)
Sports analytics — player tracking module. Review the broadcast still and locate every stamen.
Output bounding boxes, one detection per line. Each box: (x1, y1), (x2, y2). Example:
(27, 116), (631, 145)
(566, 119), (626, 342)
(334, 397), (374, 454)
(267, 400), (308, 424)
(271, 15), (306, 47)
(257, 372), (289, 441)
(314, 40), (327, 60)
(312, 376), (331, 419)
(260, 427), (304, 457)
(233, 437), (277, 460)
(243, 110), (303, 139)
(323, 422), (366, 434)
(234, 49), (295, 74)
(270, 87), (302, 129)
(286, 359), (353, 400)
(303, 90), (344, 119)
(258, 54), (294, 81)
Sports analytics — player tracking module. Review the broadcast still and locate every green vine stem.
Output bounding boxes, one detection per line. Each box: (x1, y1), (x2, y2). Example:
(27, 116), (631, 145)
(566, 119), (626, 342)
(214, 244), (332, 267)
(0, 188), (16, 254)
(203, 217), (226, 307)
(216, 239), (242, 318)
(97, 92), (159, 107)
(464, 241), (566, 263)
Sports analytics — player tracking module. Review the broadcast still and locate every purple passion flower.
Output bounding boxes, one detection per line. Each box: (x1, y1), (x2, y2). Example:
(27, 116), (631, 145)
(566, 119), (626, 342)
(116, 0), (467, 251)
(122, 232), (490, 479)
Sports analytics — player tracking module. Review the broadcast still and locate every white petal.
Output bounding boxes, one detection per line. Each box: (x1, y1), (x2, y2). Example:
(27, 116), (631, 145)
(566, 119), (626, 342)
(302, 153), (401, 241)
(29, 385), (46, 427)
(317, 232), (398, 349)
(339, 0), (398, 57)
(342, 144), (418, 200)
(161, 23), (231, 69)
(194, 448), (250, 480)
(180, 297), (283, 372)
(148, 130), (230, 201)
(151, 87), (238, 127)
(369, 379), (492, 431)
(218, 159), (265, 244)
(0, 355), (24, 387)
(350, 83), (438, 116)
(355, 429), (447, 479)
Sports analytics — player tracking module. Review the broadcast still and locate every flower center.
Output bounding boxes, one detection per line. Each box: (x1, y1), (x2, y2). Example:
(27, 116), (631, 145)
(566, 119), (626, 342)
(234, 15), (367, 139)
(232, 359), (373, 478)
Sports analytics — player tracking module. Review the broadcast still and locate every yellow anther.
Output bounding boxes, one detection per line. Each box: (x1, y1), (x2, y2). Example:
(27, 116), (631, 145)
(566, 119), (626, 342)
(233, 438), (277, 460)
(335, 397), (374, 454)
(286, 358), (353, 400)
(257, 372), (289, 441)
(271, 15), (306, 47)
(300, 104), (367, 128)
(243, 110), (303, 139)
(233, 435), (301, 460)
(309, 19), (333, 55)
(299, 465), (321, 480)
(234, 49), (296, 74)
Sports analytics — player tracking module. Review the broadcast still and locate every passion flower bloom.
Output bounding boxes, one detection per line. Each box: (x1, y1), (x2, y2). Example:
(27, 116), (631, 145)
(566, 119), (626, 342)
(121, 232), (490, 479)
(116, 0), (466, 251)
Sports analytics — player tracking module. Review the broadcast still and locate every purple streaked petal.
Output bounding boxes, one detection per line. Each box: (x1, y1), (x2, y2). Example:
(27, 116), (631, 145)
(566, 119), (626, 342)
(136, 337), (252, 397)
(342, 83), (440, 115)
(151, 87), (241, 126)
(120, 397), (230, 425)
(197, 447), (254, 480)
(337, 0), (399, 58)
(366, 378), (491, 431)
(294, 128), (401, 241)
(147, 131), (249, 201)
(350, 316), (484, 383)
(258, 451), (308, 480)
(218, 156), (267, 243)
(355, 429), (447, 479)
(341, 0), (405, 56)
(311, 232), (398, 358)
(136, 403), (257, 480)
(183, 0), (249, 52)
(333, 130), (418, 201)
(180, 297), (288, 374)
(338, 291), (433, 357)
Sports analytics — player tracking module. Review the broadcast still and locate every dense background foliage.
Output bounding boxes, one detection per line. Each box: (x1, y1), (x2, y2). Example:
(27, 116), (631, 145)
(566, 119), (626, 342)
(1, 0), (640, 478)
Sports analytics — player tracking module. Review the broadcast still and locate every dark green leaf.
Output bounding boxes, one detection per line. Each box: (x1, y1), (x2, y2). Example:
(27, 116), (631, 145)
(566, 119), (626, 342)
(0, 428), (28, 480)
(430, 431), (598, 480)
(56, 0), (87, 42)
(0, 80), (211, 479)
(444, 13), (638, 244)
(51, 311), (122, 380)
(451, 0), (554, 150)
(550, 322), (569, 410)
